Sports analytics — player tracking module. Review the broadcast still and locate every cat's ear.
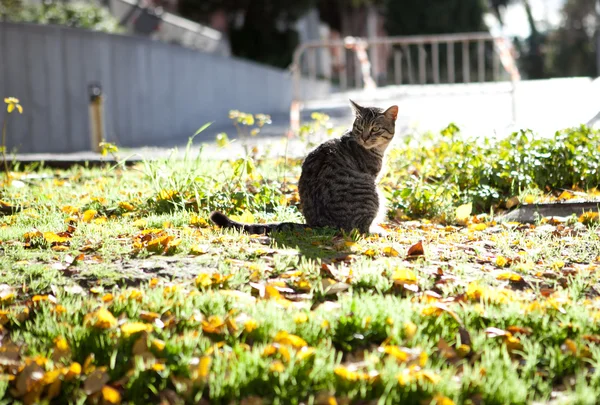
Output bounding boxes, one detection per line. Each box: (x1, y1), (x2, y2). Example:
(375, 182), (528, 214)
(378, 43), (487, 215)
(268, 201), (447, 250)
(384, 105), (398, 121)
(349, 99), (364, 116)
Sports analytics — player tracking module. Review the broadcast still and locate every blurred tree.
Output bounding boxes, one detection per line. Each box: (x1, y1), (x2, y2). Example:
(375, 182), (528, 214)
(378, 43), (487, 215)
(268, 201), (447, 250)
(544, 0), (597, 77)
(490, 0), (598, 78)
(178, 0), (314, 68)
(0, 0), (123, 33)
(384, 0), (487, 35)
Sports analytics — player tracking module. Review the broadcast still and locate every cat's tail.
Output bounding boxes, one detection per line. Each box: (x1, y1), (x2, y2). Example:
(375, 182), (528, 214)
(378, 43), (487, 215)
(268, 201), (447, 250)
(210, 211), (307, 235)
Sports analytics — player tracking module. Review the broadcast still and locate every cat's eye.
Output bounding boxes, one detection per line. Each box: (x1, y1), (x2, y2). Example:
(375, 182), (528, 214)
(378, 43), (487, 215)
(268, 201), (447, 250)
(371, 126), (381, 132)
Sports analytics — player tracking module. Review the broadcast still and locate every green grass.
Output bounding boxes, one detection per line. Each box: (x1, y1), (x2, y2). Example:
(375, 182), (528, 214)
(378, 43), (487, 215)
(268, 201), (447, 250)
(1, 124), (600, 404)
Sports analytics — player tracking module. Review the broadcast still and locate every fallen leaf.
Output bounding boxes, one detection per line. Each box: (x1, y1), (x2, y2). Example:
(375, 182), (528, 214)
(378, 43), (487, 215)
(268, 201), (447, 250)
(455, 203), (472, 223)
(407, 241), (425, 257)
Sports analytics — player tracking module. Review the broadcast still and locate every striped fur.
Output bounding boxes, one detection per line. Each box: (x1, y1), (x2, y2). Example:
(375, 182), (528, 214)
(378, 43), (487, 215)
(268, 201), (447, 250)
(211, 100), (398, 235)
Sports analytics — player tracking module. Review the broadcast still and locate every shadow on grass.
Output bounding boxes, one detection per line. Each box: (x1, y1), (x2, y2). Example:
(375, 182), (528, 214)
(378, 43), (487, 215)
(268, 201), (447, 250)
(268, 227), (356, 262)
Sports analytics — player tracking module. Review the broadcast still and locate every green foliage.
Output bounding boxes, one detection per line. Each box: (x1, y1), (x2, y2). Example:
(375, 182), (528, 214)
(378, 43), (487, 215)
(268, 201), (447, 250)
(179, 0), (313, 68)
(384, 0), (486, 36)
(0, 0), (123, 33)
(388, 124), (600, 219)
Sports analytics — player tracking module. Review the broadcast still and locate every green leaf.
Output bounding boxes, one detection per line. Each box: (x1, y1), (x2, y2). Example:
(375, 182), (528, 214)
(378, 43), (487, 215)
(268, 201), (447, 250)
(216, 133), (230, 148)
(192, 122), (212, 138)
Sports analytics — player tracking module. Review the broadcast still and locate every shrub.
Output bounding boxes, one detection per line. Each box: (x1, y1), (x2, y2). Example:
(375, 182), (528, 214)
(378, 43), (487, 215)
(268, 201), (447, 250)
(387, 124), (600, 219)
(0, 0), (123, 33)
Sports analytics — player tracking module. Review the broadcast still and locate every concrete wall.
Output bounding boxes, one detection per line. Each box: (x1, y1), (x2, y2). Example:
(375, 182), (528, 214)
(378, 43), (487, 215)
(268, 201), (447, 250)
(0, 22), (330, 153)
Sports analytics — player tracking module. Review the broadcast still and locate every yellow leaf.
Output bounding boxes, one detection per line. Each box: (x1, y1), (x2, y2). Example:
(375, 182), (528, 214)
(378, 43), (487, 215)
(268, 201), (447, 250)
(158, 189), (178, 201)
(383, 246), (399, 257)
(392, 268), (417, 285)
(455, 202), (472, 222)
(196, 356), (211, 381)
(363, 248), (376, 257)
(496, 272), (522, 282)
(297, 346), (316, 361)
(132, 219), (147, 229)
(151, 339), (166, 352)
(244, 318), (259, 333)
(495, 256), (509, 267)
(404, 321), (417, 339)
(64, 362), (80, 378)
(61, 205), (79, 215)
(269, 360), (285, 373)
(579, 211), (599, 224)
(558, 190), (574, 200)
(432, 394), (455, 405)
(230, 210), (255, 223)
(381, 345), (411, 362)
(293, 313), (309, 324)
(274, 331), (308, 349)
(190, 214), (209, 228)
(54, 336), (69, 351)
(120, 322), (152, 337)
(82, 209), (97, 223)
(43, 232), (70, 244)
(118, 202), (135, 211)
(101, 385), (121, 404)
(93, 308), (117, 329)
(470, 223), (487, 231)
(190, 245), (207, 256)
(202, 315), (226, 334)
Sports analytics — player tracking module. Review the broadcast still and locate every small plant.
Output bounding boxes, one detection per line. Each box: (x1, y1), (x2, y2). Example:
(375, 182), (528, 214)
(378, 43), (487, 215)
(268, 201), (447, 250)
(228, 110), (271, 155)
(1, 97), (23, 184)
(298, 112), (335, 149)
(98, 140), (119, 159)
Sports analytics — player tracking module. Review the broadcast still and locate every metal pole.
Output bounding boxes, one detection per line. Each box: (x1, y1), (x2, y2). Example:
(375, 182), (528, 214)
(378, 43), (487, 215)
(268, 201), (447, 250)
(88, 83), (105, 153)
(418, 44), (426, 84)
(432, 42), (439, 84)
(478, 39), (485, 82)
(462, 41), (470, 83)
(447, 42), (455, 84)
(339, 45), (347, 90)
(394, 49), (403, 85)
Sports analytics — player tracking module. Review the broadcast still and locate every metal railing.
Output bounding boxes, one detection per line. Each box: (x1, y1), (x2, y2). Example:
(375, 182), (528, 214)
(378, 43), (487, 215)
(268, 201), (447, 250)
(289, 32), (520, 131)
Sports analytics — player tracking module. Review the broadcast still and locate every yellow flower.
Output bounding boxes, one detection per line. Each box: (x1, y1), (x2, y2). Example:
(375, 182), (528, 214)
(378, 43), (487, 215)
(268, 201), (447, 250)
(4, 97), (23, 114)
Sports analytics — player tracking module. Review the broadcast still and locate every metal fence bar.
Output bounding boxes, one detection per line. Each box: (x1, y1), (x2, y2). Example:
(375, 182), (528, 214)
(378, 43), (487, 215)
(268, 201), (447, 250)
(404, 45), (414, 84)
(289, 32), (522, 131)
(354, 54), (362, 88)
(394, 49), (402, 84)
(478, 39), (485, 82)
(462, 41), (470, 83)
(339, 45), (347, 90)
(432, 42), (439, 84)
(447, 42), (455, 84)
(418, 44), (426, 84)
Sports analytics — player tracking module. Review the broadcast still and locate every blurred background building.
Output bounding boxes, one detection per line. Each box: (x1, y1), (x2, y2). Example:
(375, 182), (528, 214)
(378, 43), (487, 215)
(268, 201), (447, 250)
(0, 0), (599, 153)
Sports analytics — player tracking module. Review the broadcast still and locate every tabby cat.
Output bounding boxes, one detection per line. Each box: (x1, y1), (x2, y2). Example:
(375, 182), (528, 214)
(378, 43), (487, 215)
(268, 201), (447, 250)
(210, 100), (398, 235)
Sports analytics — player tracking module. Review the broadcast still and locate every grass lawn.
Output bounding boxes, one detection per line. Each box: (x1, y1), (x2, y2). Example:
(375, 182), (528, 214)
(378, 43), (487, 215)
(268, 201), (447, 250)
(1, 122), (600, 404)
